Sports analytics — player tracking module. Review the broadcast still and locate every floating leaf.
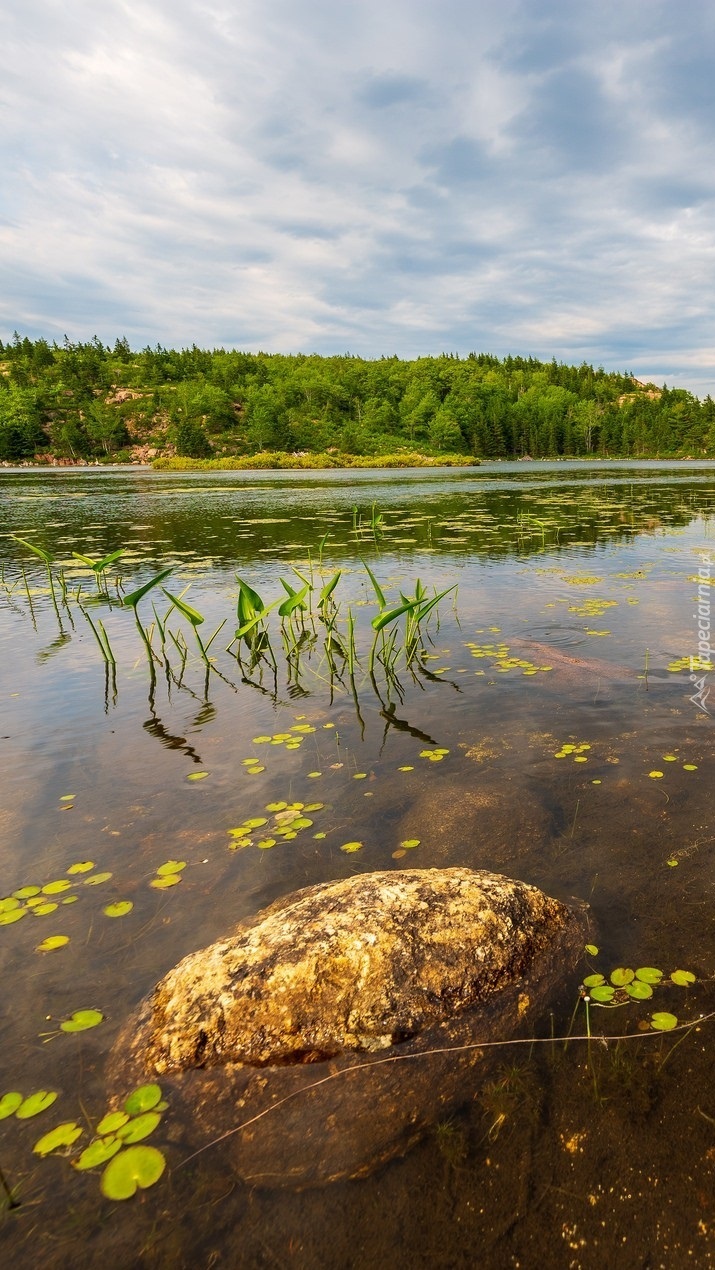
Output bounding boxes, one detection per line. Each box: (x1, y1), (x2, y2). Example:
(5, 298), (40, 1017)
(186, 771), (209, 781)
(340, 841), (363, 853)
(651, 1012), (678, 1031)
(36, 935), (69, 953)
(13, 885), (40, 898)
(33, 1121), (83, 1156)
(670, 969), (696, 986)
(610, 967), (635, 987)
(97, 1111), (130, 1136)
(103, 902), (133, 918)
(583, 973), (605, 988)
(590, 985), (615, 1003)
(0, 908), (26, 926)
(635, 967), (663, 984)
(400, 839), (420, 849)
(84, 872), (113, 886)
(16, 1090), (58, 1119)
(156, 861), (186, 876)
(100, 1144), (166, 1200)
(584, 944), (599, 956)
(0, 897), (20, 913)
(0, 1092), (23, 1120)
(124, 1084), (162, 1116)
(74, 1136), (123, 1170)
(67, 861), (95, 875)
(625, 980), (653, 1000)
(117, 1112), (161, 1143)
(60, 1009), (104, 1033)
(150, 875), (181, 889)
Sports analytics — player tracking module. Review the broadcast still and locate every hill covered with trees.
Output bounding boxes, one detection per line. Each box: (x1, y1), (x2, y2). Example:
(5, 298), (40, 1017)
(1, 333), (713, 464)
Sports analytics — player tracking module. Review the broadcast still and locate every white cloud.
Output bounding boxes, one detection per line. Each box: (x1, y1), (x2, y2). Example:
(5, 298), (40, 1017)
(1, 0), (714, 393)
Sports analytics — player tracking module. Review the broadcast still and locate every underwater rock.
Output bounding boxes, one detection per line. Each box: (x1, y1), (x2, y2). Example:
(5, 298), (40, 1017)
(108, 868), (587, 1188)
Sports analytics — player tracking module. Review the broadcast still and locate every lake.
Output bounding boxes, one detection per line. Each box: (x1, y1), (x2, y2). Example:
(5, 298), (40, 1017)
(1, 460), (714, 1268)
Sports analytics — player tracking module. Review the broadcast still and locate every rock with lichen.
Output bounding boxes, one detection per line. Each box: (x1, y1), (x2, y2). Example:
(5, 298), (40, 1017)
(108, 867), (587, 1187)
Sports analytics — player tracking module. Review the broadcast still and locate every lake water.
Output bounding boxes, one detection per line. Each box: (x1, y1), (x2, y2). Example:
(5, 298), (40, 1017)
(1, 461), (714, 1268)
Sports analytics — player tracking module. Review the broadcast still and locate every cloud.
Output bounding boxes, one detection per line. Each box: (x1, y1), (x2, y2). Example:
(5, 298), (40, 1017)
(1, 0), (714, 394)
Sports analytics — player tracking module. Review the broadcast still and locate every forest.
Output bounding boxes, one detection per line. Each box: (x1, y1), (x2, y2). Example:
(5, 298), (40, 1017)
(1, 333), (713, 464)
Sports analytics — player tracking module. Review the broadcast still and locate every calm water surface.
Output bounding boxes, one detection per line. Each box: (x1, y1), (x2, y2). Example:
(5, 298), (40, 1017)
(1, 461), (714, 1269)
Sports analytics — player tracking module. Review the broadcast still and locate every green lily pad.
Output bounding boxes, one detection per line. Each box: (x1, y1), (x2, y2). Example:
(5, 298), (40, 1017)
(582, 973), (605, 988)
(103, 902), (133, 918)
(156, 861), (186, 875)
(16, 1090), (58, 1119)
(124, 1084), (162, 1116)
(100, 1145), (166, 1200)
(625, 980), (653, 1000)
(96, 1110), (130, 1136)
(0, 897), (20, 913)
(584, 944), (599, 956)
(33, 1121), (83, 1156)
(84, 872), (113, 886)
(186, 772), (209, 781)
(610, 967), (635, 987)
(32, 902), (58, 916)
(67, 861), (95, 875)
(635, 967), (663, 984)
(0, 908), (26, 926)
(117, 1111), (161, 1143)
(36, 935), (69, 952)
(340, 841), (363, 853)
(651, 1012), (678, 1031)
(74, 1136), (123, 1170)
(0, 1092), (23, 1120)
(670, 969), (696, 986)
(589, 985), (616, 1003)
(42, 879), (72, 895)
(13, 886), (40, 898)
(60, 1009), (104, 1033)
(150, 875), (181, 888)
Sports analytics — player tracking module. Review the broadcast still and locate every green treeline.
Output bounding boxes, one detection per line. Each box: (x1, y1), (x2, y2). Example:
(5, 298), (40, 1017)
(1, 332), (713, 463)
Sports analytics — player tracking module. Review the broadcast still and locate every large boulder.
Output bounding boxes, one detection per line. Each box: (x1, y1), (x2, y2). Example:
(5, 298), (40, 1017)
(108, 868), (588, 1187)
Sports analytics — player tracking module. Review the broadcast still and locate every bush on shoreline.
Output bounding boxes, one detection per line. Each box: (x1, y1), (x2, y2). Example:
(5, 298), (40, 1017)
(152, 451), (480, 471)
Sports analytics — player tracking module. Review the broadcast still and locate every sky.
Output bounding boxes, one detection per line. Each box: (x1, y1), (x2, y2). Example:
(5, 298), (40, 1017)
(2, 0), (715, 395)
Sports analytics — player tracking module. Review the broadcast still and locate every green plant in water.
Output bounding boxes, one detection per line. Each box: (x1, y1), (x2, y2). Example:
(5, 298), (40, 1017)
(72, 548), (124, 595)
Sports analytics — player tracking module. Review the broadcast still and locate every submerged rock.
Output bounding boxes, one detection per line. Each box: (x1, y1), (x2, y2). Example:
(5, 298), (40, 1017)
(108, 868), (587, 1187)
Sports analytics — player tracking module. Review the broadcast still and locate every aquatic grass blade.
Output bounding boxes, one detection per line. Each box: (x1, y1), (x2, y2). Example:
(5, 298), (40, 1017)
(122, 568), (173, 609)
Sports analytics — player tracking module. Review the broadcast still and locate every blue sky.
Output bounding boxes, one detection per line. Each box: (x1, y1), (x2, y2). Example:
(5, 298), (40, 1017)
(2, 0), (715, 394)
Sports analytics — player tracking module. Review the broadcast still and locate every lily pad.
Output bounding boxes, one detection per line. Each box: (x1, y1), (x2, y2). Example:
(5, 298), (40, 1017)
(582, 973), (605, 988)
(156, 861), (186, 875)
(103, 902), (133, 918)
(84, 872), (113, 886)
(100, 1145), (166, 1200)
(150, 875), (182, 889)
(670, 969), (696, 986)
(33, 1121), (83, 1156)
(340, 841), (363, 853)
(635, 967), (663, 984)
(625, 980), (653, 1000)
(187, 772), (209, 781)
(124, 1084), (162, 1116)
(117, 1111), (161, 1143)
(651, 1012), (678, 1032)
(590, 985), (616, 1003)
(60, 1009), (104, 1033)
(67, 861), (95, 875)
(610, 967), (635, 987)
(0, 1092), (23, 1120)
(96, 1110), (130, 1136)
(0, 908), (26, 926)
(16, 1090), (58, 1119)
(74, 1136), (123, 1170)
(36, 935), (69, 952)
